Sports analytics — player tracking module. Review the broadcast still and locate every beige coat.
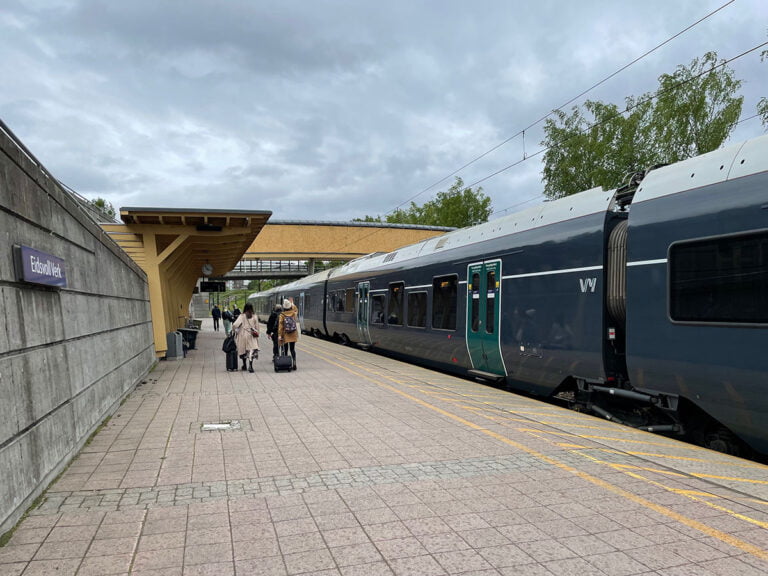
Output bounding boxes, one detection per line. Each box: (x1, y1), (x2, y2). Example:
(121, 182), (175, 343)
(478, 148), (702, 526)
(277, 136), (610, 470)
(232, 312), (260, 355)
(278, 305), (300, 344)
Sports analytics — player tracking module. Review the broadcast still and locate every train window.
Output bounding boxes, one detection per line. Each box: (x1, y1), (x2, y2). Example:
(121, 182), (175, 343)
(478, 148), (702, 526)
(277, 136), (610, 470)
(471, 272), (480, 332)
(336, 290), (345, 312)
(328, 292), (337, 311)
(345, 289), (355, 312)
(670, 232), (768, 323)
(407, 292), (427, 328)
(371, 295), (385, 324)
(486, 270), (496, 334)
(388, 282), (404, 325)
(432, 275), (457, 330)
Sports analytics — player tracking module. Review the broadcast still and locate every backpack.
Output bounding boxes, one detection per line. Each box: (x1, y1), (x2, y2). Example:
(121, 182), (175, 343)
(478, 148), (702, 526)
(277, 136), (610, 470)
(283, 314), (297, 334)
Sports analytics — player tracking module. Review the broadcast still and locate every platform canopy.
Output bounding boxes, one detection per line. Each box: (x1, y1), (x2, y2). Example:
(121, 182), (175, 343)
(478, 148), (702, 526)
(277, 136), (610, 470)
(103, 207), (272, 357)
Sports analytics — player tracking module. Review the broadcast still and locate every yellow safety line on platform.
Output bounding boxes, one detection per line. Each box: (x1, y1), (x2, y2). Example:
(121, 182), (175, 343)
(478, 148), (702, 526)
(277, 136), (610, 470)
(604, 462), (688, 477)
(505, 416), (626, 432)
(522, 427), (768, 535)
(689, 473), (768, 485)
(516, 427), (677, 448)
(599, 448), (767, 471)
(575, 451), (768, 531)
(304, 344), (768, 562)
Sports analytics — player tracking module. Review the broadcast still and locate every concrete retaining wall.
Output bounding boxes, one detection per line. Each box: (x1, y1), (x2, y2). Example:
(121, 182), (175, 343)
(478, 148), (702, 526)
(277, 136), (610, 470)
(0, 127), (155, 534)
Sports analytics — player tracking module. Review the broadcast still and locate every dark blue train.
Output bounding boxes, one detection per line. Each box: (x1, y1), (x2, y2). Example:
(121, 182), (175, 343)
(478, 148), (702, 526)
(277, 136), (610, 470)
(251, 134), (768, 457)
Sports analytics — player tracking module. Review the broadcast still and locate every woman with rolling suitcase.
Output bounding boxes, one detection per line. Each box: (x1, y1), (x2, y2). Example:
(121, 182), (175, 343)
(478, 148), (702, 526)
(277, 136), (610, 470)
(277, 299), (299, 371)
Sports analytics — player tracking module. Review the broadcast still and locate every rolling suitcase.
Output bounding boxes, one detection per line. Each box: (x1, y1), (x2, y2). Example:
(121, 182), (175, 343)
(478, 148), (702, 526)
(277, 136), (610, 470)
(222, 333), (239, 372)
(274, 353), (293, 372)
(226, 349), (239, 372)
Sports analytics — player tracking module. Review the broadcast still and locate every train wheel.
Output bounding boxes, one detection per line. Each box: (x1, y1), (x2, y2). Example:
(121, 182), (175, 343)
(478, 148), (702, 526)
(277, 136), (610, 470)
(704, 426), (744, 457)
(340, 334), (350, 346)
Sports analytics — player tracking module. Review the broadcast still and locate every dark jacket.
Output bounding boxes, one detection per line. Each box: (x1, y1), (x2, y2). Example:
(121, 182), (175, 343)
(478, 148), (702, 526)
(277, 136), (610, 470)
(266, 311), (279, 336)
(211, 306), (222, 319)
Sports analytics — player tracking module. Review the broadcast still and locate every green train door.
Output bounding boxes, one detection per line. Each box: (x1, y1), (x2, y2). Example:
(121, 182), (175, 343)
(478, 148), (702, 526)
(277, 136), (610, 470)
(356, 282), (372, 345)
(466, 260), (506, 378)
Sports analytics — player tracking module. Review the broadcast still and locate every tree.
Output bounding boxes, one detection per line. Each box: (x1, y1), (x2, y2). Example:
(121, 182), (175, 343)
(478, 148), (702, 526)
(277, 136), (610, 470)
(355, 215), (383, 223)
(541, 52), (743, 199)
(541, 98), (655, 199)
(356, 177), (492, 228)
(89, 197), (116, 218)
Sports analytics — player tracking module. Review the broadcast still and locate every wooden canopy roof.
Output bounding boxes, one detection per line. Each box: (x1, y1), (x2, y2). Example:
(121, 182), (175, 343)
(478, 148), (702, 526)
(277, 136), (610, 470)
(102, 207), (272, 357)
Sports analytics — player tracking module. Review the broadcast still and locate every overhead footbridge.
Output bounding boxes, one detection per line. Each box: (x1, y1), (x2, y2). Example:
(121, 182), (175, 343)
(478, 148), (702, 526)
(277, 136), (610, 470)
(102, 211), (450, 357)
(223, 220), (454, 279)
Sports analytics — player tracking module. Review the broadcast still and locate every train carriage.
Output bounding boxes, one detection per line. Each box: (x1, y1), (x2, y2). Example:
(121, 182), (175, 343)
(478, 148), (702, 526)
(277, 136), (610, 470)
(624, 136), (768, 454)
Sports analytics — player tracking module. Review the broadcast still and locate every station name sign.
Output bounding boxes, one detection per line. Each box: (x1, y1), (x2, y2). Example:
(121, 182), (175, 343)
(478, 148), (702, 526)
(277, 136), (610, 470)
(13, 245), (68, 288)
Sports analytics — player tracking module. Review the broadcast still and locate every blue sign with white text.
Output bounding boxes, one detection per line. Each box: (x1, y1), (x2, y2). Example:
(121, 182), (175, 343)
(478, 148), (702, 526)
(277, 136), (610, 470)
(16, 245), (67, 288)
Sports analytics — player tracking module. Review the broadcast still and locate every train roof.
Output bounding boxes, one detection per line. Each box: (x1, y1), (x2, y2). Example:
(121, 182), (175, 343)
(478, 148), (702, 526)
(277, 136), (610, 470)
(248, 268), (332, 300)
(633, 133), (768, 204)
(329, 185), (615, 276)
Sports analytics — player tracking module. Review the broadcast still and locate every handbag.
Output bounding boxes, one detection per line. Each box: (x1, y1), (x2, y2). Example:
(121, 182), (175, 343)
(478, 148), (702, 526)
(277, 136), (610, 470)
(247, 317), (259, 337)
(222, 333), (237, 353)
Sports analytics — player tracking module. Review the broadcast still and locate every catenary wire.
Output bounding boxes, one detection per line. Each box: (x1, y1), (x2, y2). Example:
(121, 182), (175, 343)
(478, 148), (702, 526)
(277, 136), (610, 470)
(474, 40), (768, 193)
(490, 112), (766, 217)
(384, 0), (737, 216)
(335, 38), (768, 254)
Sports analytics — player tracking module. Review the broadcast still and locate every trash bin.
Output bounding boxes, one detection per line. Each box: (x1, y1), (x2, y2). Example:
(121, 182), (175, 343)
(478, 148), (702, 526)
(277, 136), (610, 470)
(166, 331), (183, 359)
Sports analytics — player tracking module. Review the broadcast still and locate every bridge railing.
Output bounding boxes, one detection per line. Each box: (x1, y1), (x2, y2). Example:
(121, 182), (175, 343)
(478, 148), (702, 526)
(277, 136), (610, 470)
(220, 259), (342, 278)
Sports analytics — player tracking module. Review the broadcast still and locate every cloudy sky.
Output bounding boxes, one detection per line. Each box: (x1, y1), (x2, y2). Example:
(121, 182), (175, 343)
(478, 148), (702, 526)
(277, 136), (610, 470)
(2, 0), (766, 222)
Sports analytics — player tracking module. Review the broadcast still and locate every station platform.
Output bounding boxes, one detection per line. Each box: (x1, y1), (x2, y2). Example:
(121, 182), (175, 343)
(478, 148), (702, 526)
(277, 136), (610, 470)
(2, 320), (768, 576)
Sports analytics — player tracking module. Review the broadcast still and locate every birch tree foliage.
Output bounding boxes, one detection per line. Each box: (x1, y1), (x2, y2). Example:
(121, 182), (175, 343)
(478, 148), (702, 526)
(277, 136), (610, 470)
(541, 52), (743, 199)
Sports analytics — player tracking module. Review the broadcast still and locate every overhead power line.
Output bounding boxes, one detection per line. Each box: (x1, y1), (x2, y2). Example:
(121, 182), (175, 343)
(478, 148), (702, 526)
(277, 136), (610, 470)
(386, 0), (737, 216)
(482, 39), (768, 195)
(488, 44), (768, 217)
(490, 110), (766, 218)
(340, 36), (766, 254)
(339, 2), (754, 254)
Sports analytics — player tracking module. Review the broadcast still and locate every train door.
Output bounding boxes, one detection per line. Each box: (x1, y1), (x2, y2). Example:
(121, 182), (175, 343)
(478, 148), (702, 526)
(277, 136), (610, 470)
(356, 282), (372, 345)
(466, 260), (506, 376)
(298, 293), (305, 327)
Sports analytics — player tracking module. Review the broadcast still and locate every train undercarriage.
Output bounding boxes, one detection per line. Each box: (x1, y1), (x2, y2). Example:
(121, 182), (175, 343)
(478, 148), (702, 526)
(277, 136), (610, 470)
(552, 378), (756, 460)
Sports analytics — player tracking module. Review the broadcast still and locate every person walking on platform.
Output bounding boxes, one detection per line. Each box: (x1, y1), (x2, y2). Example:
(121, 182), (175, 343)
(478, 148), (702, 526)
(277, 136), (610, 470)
(222, 307), (233, 334)
(232, 304), (242, 322)
(278, 299), (300, 370)
(233, 303), (260, 372)
(266, 303), (282, 362)
(211, 304), (221, 331)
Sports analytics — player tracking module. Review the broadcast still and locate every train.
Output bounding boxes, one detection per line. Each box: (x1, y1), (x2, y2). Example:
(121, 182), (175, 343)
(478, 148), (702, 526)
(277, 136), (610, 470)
(250, 133), (768, 458)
